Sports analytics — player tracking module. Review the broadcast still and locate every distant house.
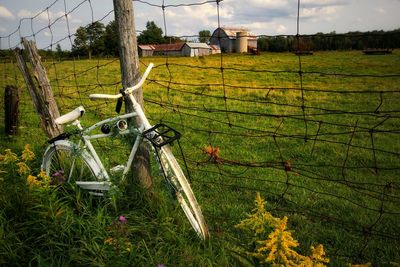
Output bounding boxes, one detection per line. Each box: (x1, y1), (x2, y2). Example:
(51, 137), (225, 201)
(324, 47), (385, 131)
(209, 27), (257, 53)
(209, 44), (221, 54)
(138, 45), (155, 57)
(138, 42), (216, 57)
(153, 43), (185, 56)
(182, 42), (211, 57)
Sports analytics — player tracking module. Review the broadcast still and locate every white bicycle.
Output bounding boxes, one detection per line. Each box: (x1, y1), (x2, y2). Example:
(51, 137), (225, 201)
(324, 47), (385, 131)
(41, 63), (209, 240)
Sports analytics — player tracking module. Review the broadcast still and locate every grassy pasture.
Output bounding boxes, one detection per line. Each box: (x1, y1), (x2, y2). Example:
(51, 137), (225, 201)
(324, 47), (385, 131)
(0, 51), (400, 265)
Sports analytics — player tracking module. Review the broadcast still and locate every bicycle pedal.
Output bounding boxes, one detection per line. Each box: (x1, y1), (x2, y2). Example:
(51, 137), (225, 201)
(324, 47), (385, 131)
(144, 123), (181, 148)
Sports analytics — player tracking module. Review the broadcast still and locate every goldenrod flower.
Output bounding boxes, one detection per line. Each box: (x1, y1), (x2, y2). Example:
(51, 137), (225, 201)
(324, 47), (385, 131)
(27, 175), (40, 186)
(1, 149), (18, 164)
(104, 237), (114, 245)
(38, 169), (51, 185)
(17, 162), (31, 175)
(235, 192), (278, 234)
(237, 192), (329, 267)
(255, 216), (304, 266)
(125, 241), (132, 252)
(21, 144), (35, 162)
(310, 244), (329, 266)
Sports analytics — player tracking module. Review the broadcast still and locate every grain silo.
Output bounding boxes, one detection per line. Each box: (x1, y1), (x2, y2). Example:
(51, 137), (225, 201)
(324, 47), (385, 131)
(235, 31), (248, 53)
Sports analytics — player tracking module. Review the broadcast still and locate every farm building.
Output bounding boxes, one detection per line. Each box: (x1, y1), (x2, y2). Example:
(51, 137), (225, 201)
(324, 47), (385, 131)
(209, 44), (221, 54)
(153, 43), (185, 56)
(182, 42), (211, 57)
(138, 45), (155, 57)
(209, 27), (257, 53)
(138, 42), (215, 57)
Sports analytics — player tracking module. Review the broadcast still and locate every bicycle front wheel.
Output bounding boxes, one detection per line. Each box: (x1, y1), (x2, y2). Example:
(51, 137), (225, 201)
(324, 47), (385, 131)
(157, 146), (209, 240)
(42, 140), (100, 185)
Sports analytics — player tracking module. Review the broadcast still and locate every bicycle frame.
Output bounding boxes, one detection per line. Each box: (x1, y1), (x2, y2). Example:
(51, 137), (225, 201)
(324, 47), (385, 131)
(76, 93), (153, 183)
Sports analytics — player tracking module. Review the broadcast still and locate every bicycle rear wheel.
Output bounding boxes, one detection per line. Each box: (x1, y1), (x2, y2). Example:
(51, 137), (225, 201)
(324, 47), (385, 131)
(42, 140), (100, 185)
(157, 146), (209, 240)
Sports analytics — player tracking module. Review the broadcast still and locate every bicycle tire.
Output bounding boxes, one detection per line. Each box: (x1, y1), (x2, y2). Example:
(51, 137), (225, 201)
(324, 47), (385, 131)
(42, 140), (101, 185)
(157, 146), (209, 240)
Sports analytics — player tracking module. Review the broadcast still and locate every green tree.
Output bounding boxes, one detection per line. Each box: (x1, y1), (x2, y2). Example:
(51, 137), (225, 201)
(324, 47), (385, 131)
(55, 44), (62, 58)
(71, 22), (105, 58)
(257, 37), (268, 51)
(71, 26), (89, 57)
(86, 21), (105, 58)
(198, 30), (211, 43)
(137, 21), (165, 44)
(104, 20), (119, 56)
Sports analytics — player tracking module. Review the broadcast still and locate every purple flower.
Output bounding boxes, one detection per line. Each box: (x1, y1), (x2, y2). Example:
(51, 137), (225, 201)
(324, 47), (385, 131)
(157, 264), (166, 267)
(118, 215), (127, 224)
(52, 170), (64, 177)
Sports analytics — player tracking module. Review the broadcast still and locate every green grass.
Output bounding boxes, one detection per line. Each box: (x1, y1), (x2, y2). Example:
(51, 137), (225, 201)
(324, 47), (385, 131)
(1, 51), (400, 266)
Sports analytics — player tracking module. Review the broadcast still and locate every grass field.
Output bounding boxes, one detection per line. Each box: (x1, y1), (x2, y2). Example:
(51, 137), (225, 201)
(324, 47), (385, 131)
(1, 51), (400, 266)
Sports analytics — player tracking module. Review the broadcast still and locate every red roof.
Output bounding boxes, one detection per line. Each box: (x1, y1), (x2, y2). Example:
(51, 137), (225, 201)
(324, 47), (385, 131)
(153, 43), (184, 52)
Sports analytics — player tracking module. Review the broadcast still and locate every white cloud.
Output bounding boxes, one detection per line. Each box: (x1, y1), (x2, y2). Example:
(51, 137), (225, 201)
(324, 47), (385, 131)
(161, 3), (235, 36)
(251, 0), (288, 8)
(276, 24), (287, 34)
(18, 9), (52, 21)
(54, 11), (81, 23)
(17, 9), (32, 18)
(377, 7), (386, 14)
(301, 0), (345, 6)
(237, 21), (288, 35)
(0, 5), (14, 19)
(300, 6), (338, 18)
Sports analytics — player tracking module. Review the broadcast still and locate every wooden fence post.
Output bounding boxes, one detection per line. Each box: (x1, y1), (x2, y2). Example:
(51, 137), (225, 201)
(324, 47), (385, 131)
(14, 42), (62, 138)
(113, 0), (153, 189)
(4, 85), (19, 135)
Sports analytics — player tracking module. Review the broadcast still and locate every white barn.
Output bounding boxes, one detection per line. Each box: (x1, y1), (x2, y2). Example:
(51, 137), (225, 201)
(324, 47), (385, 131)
(182, 43), (211, 57)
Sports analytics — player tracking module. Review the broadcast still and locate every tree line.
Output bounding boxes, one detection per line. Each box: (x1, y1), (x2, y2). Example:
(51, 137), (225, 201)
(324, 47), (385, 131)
(70, 20), (186, 58)
(257, 29), (400, 52)
(1, 22), (399, 59)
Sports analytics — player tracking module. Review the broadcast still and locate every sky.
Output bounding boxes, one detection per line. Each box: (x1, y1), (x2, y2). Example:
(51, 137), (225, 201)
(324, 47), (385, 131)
(0, 0), (399, 50)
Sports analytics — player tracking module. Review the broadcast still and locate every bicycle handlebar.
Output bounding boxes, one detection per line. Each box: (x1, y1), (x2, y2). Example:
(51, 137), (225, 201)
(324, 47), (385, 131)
(89, 63), (154, 100)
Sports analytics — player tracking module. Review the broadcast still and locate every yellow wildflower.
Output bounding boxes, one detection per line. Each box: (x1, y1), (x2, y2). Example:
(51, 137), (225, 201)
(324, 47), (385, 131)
(21, 144), (35, 162)
(125, 241), (133, 252)
(310, 245), (329, 266)
(27, 175), (40, 186)
(235, 192), (278, 234)
(255, 216), (305, 266)
(237, 192), (329, 267)
(104, 237), (114, 245)
(38, 169), (51, 185)
(1, 149), (18, 164)
(16, 162), (31, 175)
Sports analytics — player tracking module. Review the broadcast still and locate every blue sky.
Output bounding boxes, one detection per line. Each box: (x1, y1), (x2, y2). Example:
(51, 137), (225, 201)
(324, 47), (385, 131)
(1, 0), (399, 50)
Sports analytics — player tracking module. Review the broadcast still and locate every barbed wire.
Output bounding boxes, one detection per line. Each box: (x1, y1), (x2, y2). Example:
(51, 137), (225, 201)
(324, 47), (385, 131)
(0, 0), (399, 264)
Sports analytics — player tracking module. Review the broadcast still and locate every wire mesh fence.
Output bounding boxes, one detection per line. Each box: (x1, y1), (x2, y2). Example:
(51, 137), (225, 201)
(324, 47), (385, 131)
(1, 0), (399, 264)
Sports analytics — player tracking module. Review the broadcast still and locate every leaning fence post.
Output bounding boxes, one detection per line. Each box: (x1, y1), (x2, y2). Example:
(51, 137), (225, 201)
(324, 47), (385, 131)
(4, 85), (19, 135)
(113, 0), (153, 189)
(21, 38), (62, 133)
(14, 43), (62, 138)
